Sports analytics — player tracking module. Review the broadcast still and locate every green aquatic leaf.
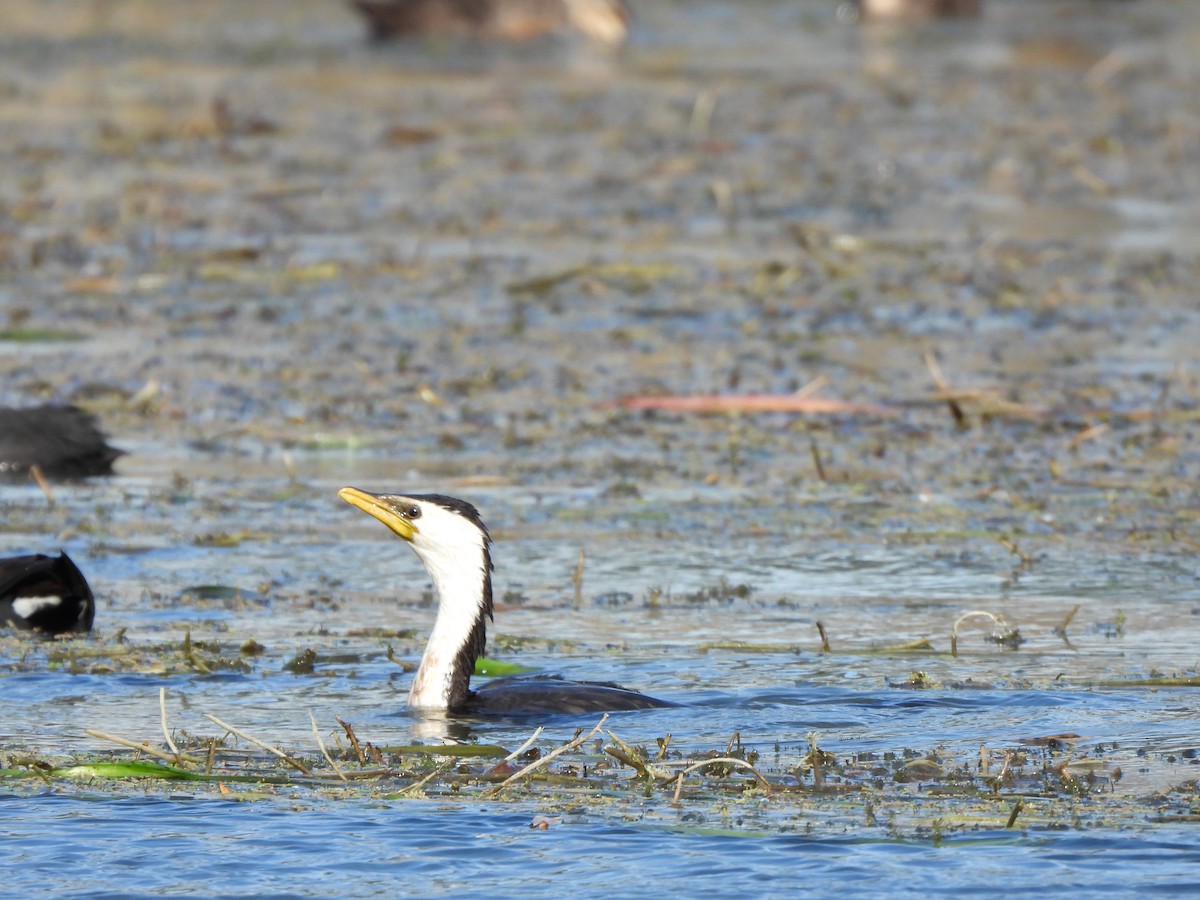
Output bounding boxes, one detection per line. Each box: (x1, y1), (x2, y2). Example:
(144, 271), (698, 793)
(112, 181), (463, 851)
(0, 328), (85, 343)
(0, 761), (202, 781)
(0, 761), (299, 785)
(474, 657), (536, 677)
(58, 762), (202, 780)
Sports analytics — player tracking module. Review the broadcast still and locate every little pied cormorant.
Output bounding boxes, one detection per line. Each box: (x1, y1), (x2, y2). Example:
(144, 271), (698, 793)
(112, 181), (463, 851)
(339, 487), (671, 716)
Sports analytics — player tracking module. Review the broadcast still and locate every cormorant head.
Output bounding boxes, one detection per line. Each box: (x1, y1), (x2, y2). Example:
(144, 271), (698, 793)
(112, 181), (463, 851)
(339, 487), (492, 578)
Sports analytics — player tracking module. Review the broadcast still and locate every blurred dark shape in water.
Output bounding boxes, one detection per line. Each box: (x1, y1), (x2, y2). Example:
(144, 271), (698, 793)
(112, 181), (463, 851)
(0, 404), (122, 481)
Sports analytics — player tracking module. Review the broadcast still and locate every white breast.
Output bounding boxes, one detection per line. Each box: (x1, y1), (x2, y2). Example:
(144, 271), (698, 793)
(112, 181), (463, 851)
(13, 594), (63, 619)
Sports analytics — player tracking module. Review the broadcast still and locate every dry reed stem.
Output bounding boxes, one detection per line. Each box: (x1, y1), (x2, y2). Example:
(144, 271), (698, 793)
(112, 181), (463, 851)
(1067, 423), (1109, 450)
(399, 759), (458, 796)
(204, 713), (311, 775)
(336, 717), (366, 766)
(816, 621), (831, 653)
(654, 733), (672, 761)
(482, 725), (546, 780)
(809, 436), (827, 481)
(923, 348), (952, 393)
(923, 349), (968, 426)
(85, 729), (197, 765)
(995, 750), (1014, 785)
(310, 712), (347, 782)
(481, 715), (608, 799)
(159, 688), (181, 762)
(1055, 604), (1081, 640)
(499, 726), (545, 765)
(950, 610), (1014, 658)
(1006, 798), (1024, 828)
(29, 464), (55, 505)
(670, 757), (772, 803)
(608, 395), (895, 416)
(795, 375), (830, 399)
(604, 729), (670, 779)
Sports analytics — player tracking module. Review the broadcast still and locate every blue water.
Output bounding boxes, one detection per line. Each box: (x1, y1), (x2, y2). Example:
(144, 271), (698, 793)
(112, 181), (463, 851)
(4, 493), (1200, 898)
(4, 791), (1199, 898)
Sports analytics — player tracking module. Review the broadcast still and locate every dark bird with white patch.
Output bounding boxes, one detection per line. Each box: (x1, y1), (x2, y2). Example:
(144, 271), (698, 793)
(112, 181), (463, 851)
(340, 487), (672, 716)
(0, 552), (95, 635)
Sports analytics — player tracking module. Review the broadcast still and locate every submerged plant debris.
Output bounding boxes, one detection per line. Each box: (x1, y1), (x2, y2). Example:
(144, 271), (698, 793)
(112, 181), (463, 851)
(5, 698), (1199, 838)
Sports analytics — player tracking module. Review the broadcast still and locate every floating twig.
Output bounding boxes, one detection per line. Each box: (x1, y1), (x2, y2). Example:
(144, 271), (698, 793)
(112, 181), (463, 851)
(671, 756), (772, 803)
(85, 729), (197, 765)
(951, 610), (1021, 657)
(816, 621), (831, 653)
(337, 717), (367, 766)
(385, 645), (415, 671)
(1006, 798), (1024, 829)
(923, 349), (966, 427)
(181, 630), (212, 674)
(499, 726), (545, 767)
(725, 731), (743, 756)
(159, 688), (181, 763)
(1066, 423), (1108, 451)
(311, 712), (347, 782)
(398, 758), (457, 796)
(29, 464), (55, 505)
(996, 535), (1037, 567)
(1054, 604), (1081, 644)
(482, 715), (608, 799)
(655, 733), (672, 761)
(605, 395), (895, 416)
(605, 729), (670, 780)
(804, 731), (824, 789)
(809, 436), (827, 482)
(204, 713), (311, 775)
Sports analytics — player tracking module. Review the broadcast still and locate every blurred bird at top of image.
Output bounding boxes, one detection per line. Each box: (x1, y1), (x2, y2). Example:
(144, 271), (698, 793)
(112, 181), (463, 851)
(852, 0), (981, 20)
(350, 0), (631, 45)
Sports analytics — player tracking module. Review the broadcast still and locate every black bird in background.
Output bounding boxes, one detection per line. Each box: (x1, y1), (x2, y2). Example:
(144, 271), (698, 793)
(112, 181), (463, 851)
(0, 552), (95, 635)
(0, 404), (122, 481)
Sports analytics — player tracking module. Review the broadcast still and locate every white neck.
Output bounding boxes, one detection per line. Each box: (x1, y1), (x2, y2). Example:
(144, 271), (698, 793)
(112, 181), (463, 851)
(407, 531), (491, 710)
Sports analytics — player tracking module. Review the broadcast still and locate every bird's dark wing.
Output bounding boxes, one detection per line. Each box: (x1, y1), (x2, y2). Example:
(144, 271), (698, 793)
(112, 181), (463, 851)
(462, 674), (674, 716)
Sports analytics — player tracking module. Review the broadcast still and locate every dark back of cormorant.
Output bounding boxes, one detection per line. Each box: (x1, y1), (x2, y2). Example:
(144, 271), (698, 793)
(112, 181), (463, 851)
(462, 675), (676, 716)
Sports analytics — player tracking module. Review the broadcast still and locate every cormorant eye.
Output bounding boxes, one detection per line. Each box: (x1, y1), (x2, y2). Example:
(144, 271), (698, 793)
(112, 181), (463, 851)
(405, 505), (422, 520)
